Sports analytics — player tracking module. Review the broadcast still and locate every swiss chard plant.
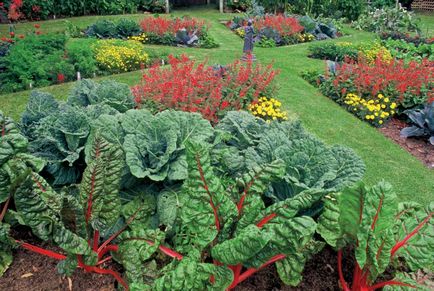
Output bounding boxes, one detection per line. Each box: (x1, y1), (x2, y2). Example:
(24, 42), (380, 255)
(113, 140), (326, 290)
(317, 181), (434, 291)
(0, 111), (45, 276)
(9, 133), (131, 288)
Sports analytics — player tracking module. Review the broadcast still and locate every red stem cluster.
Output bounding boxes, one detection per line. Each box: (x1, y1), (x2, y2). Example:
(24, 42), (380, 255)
(337, 207), (433, 290)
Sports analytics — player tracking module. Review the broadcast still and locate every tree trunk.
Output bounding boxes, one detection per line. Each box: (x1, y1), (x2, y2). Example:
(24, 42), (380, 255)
(219, 0), (224, 13)
(165, 0), (170, 14)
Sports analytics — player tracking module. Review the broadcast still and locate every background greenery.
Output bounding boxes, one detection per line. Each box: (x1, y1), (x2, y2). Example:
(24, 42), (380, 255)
(0, 8), (433, 203)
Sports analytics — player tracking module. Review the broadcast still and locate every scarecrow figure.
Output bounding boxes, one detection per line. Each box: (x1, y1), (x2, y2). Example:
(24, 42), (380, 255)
(242, 19), (256, 61)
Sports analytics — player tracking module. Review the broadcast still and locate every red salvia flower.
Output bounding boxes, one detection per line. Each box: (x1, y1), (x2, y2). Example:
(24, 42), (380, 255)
(57, 73), (65, 83)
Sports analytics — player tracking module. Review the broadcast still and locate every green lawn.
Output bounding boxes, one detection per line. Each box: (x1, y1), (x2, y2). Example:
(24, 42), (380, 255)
(0, 7), (433, 203)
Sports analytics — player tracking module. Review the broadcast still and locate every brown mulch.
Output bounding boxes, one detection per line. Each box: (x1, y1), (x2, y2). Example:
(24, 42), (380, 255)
(235, 246), (351, 291)
(379, 118), (434, 169)
(0, 229), (119, 291)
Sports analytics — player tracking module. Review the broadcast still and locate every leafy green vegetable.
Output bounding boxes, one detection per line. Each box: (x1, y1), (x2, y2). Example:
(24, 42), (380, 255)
(214, 111), (365, 208)
(317, 181), (434, 290)
(121, 109), (214, 182)
(0, 111), (46, 276)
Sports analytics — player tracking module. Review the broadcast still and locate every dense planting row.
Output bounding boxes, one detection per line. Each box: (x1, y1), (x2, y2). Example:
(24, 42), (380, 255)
(0, 15), (218, 93)
(227, 14), (340, 47)
(303, 36), (434, 147)
(1, 76), (432, 290)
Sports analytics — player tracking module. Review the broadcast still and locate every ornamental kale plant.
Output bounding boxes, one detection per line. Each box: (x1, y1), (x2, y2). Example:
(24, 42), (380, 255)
(401, 102), (434, 145)
(317, 181), (434, 291)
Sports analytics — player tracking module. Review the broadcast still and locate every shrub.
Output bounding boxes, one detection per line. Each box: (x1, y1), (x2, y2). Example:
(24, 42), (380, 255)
(116, 18), (142, 38)
(0, 34), (75, 92)
(353, 4), (421, 34)
(132, 55), (279, 123)
(85, 19), (118, 39)
(308, 42), (359, 62)
(93, 39), (149, 73)
(66, 39), (98, 78)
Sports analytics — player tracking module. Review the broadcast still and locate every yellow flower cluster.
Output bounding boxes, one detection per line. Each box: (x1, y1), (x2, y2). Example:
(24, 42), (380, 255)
(360, 42), (392, 64)
(248, 97), (288, 122)
(128, 33), (149, 43)
(295, 33), (315, 43)
(344, 93), (397, 126)
(235, 27), (245, 38)
(93, 40), (149, 73)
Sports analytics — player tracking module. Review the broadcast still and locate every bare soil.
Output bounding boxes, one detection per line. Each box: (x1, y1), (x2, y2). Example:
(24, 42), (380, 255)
(379, 118), (434, 169)
(0, 229), (119, 291)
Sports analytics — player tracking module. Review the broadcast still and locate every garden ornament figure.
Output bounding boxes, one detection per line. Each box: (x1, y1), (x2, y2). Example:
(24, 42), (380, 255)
(242, 19), (256, 61)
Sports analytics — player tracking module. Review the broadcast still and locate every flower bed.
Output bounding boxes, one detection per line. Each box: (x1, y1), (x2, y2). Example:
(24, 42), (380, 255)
(319, 56), (433, 125)
(0, 33), (166, 93)
(227, 14), (340, 47)
(83, 16), (218, 49)
(308, 40), (432, 63)
(132, 55), (278, 123)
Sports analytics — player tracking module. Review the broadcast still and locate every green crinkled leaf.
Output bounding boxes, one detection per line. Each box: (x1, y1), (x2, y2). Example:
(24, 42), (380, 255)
(235, 159), (286, 232)
(20, 91), (59, 139)
(392, 202), (434, 271)
(122, 109), (178, 181)
(154, 258), (233, 291)
(0, 223), (14, 277)
(121, 188), (157, 231)
(0, 128), (45, 204)
(57, 255), (78, 277)
(157, 189), (180, 232)
(356, 182), (397, 269)
(29, 105), (90, 185)
(1, 110), (20, 136)
(215, 111), (267, 150)
(324, 145), (366, 192)
(117, 229), (165, 285)
(88, 80), (135, 113)
(316, 193), (343, 248)
(276, 240), (325, 286)
(14, 173), (91, 256)
(176, 141), (237, 253)
(245, 215), (317, 268)
(212, 225), (271, 265)
(80, 134), (124, 233)
(67, 79), (99, 107)
(383, 271), (434, 291)
(85, 113), (124, 164)
(0, 247), (12, 277)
